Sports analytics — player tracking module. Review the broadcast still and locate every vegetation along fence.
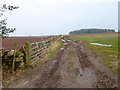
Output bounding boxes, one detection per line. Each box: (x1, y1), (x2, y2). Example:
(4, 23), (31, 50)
(28, 35), (62, 64)
(29, 40), (51, 64)
(2, 35), (62, 72)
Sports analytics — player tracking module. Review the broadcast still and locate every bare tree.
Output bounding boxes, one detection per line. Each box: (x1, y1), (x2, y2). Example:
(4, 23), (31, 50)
(0, 4), (19, 38)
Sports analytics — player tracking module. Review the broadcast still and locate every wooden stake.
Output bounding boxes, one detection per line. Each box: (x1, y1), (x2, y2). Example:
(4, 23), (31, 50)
(12, 43), (16, 73)
(25, 42), (30, 66)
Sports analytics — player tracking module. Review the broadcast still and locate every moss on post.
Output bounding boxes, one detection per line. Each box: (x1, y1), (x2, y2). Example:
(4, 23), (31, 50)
(25, 42), (30, 66)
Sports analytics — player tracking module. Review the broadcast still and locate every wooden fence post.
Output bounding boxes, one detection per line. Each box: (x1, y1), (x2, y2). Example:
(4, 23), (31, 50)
(12, 43), (16, 73)
(25, 42), (30, 66)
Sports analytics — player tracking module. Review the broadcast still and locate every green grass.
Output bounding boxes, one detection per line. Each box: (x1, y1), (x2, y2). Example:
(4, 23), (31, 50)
(68, 33), (118, 74)
(48, 40), (63, 58)
(67, 51), (75, 73)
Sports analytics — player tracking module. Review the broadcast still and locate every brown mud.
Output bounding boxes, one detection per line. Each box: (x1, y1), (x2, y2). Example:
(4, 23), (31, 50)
(6, 40), (118, 88)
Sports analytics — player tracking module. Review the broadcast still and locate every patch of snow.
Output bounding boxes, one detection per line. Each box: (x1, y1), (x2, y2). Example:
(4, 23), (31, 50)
(90, 43), (112, 47)
(67, 40), (71, 42)
(62, 39), (65, 42)
(60, 47), (64, 51)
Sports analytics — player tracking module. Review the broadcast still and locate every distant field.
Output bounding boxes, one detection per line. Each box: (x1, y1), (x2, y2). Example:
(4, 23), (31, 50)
(68, 32), (118, 74)
(2, 37), (50, 50)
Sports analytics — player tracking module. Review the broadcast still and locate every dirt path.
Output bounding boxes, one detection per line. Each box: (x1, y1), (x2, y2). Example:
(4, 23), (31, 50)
(7, 40), (118, 88)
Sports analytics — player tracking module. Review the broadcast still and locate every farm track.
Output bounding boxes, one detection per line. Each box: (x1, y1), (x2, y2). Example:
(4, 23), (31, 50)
(75, 42), (117, 88)
(7, 40), (118, 88)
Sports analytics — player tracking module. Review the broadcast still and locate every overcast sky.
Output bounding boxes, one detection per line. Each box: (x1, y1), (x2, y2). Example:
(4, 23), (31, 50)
(0, 0), (119, 36)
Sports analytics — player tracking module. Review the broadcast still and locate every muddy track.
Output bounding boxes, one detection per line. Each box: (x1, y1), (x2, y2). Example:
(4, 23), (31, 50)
(36, 49), (64, 88)
(34, 40), (118, 88)
(34, 44), (69, 88)
(7, 40), (118, 88)
(75, 41), (117, 88)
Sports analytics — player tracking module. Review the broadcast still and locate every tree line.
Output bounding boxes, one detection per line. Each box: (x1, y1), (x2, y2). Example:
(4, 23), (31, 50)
(69, 28), (115, 35)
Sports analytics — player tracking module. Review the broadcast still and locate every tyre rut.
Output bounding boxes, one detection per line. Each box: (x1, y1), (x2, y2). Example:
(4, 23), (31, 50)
(75, 41), (117, 88)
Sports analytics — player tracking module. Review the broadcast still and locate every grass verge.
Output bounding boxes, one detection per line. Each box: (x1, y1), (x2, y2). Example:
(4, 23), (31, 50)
(48, 40), (63, 58)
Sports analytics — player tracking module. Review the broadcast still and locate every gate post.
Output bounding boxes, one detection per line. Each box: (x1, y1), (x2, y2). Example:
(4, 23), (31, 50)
(25, 42), (30, 66)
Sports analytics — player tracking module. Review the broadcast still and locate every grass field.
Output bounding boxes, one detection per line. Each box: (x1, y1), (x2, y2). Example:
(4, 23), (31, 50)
(68, 33), (118, 74)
